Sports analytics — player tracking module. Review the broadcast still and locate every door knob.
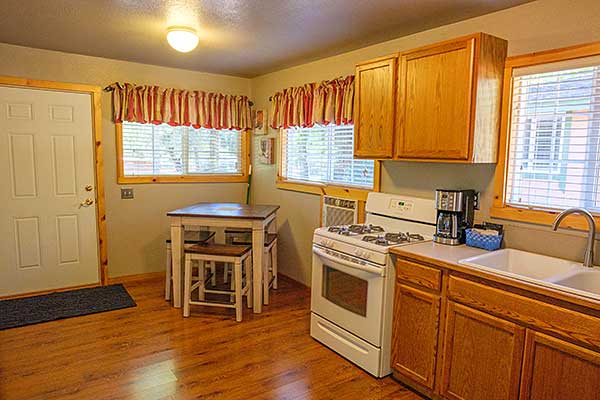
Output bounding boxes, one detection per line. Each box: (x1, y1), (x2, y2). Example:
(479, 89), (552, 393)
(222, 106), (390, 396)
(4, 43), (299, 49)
(80, 198), (94, 207)
(85, 185), (94, 192)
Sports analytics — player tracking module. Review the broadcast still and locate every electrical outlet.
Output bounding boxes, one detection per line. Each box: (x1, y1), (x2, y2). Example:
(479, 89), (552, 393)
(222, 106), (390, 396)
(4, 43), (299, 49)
(473, 192), (480, 210)
(121, 188), (134, 199)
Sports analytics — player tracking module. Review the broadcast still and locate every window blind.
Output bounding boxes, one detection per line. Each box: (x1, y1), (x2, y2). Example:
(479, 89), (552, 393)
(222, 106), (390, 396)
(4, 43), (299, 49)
(121, 122), (242, 176)
(506, 60), (600, 213)
(281, 124), (375, 188)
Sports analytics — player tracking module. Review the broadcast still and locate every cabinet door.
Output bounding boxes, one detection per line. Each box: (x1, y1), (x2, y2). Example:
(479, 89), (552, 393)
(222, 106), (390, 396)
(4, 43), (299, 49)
(354, 56), (397, 159)
(441, 301), (524, 400)
(391, 284), (441, 389)
(396, 38), (475, 160)
(520, 331), (600, 400)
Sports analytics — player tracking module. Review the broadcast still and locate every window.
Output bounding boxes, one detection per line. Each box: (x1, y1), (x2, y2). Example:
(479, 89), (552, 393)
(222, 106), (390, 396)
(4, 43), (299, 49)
(493, 44), (600, 230)
(117, 122), (247, 183)
(279, 124), (376, 189)
(506, 61), (600, 213)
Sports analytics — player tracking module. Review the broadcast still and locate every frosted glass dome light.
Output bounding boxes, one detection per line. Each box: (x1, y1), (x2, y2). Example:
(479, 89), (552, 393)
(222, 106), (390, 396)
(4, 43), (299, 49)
(166, 27), (199, 53)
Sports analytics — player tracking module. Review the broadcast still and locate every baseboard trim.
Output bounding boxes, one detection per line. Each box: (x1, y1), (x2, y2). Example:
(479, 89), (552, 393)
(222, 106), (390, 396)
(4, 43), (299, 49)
(0, 282), (102, 300)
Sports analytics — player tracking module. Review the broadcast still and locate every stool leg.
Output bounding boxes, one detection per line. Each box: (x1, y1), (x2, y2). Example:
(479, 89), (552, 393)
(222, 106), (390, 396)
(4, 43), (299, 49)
(223, 263), (229, 284)
(199, 259), (206, 301)
(263, 249), (270, 306)
(234, 259), (243, 322)
(183, 255), (192, 317)
(245, 256), (253, 309)
(165, 246), (172, 301)
(210, 261), (216, 287)
(273, 243), (278, 289)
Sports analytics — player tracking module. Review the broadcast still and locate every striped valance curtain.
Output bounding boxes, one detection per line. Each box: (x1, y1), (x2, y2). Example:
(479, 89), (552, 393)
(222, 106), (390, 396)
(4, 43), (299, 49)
(108, 82), (253, 130)
(270, 75), (355, 129)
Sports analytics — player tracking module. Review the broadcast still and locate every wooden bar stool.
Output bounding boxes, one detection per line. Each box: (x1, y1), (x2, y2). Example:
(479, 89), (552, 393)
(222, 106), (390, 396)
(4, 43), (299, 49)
(183, 243), (252, 322)
(232, 233), (278, 305)
(165, 230), (215, 301)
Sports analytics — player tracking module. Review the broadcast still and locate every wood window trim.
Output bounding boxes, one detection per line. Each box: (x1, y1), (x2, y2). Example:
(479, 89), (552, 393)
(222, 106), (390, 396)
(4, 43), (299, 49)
(491, 40), (600, 231)
(275, 128), (381, 202)
(115, 122), (251, 184)
(0, 75), (108, 285)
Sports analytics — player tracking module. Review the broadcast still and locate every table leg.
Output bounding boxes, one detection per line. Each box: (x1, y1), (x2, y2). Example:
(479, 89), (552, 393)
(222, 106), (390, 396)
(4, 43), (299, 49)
(170, 220), (184, 308)
(252, 224), (264, 313)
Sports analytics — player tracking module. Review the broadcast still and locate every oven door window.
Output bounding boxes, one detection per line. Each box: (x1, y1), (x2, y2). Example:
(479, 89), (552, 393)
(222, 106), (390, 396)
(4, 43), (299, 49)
(322, 265), (368, 317)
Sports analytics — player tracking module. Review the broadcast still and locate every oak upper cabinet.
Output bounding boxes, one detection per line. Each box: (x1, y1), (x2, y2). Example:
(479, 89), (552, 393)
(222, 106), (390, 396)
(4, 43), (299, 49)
(391, 284), (440, 390)
(395, 33), (507, 162)
(520, 331), (600, 400)
(441, 301), (525, 400)
(354, 55), (397, 158)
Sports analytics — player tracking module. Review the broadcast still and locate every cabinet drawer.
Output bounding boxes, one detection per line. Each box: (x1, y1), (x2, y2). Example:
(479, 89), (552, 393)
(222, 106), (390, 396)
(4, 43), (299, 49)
(448, 276), (600, 349)
(397, 259), (442, 292)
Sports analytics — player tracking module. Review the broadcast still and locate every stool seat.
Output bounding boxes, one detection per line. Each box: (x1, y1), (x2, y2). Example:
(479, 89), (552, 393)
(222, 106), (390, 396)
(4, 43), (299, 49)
(187, 243), (251, 257)
(166, 230), (215, 244)
(232, 233), (277, 247)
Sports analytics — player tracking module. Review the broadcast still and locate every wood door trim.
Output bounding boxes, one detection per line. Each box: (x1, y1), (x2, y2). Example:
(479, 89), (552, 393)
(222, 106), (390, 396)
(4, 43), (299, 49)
(0, 75), (108, 286)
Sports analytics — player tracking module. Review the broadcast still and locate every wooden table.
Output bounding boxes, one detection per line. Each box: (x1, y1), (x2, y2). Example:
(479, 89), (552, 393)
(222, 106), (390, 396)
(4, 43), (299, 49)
(167, 203), (279, 313)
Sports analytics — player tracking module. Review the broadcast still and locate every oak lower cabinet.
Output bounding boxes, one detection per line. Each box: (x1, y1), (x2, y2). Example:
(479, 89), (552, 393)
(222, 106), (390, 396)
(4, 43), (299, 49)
(391, 255), (600, 400)
(391, 284), (441, 390)
(440, 301), (524, 400)
(520, 331), (600, 400)
(354, 55), (397, 158)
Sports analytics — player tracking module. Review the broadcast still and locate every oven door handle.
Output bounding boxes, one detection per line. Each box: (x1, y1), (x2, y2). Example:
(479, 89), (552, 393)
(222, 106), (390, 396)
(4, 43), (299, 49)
(312, 246), (385, 277)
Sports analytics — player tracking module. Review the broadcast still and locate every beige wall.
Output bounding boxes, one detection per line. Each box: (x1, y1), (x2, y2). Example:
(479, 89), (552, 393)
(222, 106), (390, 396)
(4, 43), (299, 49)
(250, 0), (600, 285)
(0, 43), (252, 277)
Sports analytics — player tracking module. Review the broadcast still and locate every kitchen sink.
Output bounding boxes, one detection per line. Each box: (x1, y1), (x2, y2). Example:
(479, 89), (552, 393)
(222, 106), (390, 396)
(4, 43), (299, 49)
(459, 249), (600, 300)
(547, 268), (600, 296)
(459, 249), (580, 280)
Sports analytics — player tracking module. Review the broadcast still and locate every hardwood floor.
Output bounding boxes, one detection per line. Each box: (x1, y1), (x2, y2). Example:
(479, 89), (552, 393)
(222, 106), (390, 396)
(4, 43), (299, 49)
(0, 273), (425, 400)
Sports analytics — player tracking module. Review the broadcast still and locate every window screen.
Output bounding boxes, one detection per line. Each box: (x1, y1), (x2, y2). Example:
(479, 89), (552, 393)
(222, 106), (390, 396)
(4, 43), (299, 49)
(506, 60), (600, 213)
(280, 124), (375, 188)
(121, 122), (243, 176)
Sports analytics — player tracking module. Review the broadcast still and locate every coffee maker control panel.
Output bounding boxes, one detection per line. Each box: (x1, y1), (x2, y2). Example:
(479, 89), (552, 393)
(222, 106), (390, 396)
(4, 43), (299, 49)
(435, 190), (464, 212)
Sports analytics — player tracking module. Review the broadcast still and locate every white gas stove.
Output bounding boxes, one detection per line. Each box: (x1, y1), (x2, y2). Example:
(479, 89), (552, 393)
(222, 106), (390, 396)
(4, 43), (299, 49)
(310, 192), (436, 377)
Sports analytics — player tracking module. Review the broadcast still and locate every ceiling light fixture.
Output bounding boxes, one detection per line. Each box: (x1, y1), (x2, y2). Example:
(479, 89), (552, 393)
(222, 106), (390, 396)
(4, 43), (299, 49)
(166, 26), (199, 53)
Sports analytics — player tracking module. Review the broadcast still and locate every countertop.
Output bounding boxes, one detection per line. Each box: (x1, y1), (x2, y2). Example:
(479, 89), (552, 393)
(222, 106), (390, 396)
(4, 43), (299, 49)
(390, 242), (600, 312)
(167, 203), (280, 219)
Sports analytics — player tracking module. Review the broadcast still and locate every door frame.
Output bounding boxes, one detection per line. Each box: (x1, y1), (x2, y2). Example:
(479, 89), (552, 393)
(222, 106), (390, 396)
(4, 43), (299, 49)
(0, 75), (108, 287)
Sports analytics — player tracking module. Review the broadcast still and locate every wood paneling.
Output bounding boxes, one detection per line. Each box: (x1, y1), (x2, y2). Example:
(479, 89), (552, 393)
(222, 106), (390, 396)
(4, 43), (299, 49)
(441, 301), (524, 400)
(0, 274), (426, 400)
(392, 284), (441, 390)
(520, 331), (600, 400)
(397, 259), (442, 292)
(354, 55), (397, 158)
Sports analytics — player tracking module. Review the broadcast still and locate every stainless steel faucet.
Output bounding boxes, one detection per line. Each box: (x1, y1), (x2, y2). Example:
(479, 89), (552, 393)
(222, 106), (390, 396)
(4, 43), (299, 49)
(552, 208), (596, 268)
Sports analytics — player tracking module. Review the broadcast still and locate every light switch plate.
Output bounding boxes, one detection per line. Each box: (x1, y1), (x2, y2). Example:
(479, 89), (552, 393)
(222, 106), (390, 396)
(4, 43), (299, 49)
(121, 188), (134, 199)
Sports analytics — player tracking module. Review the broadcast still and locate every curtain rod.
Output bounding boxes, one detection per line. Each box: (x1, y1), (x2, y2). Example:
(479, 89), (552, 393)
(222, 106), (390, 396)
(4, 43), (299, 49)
(103, 85), (254, 106)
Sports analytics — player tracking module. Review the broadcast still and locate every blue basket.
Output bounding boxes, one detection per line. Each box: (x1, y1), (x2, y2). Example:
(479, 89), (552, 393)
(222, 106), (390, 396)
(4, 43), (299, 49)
(465, 228), (503, 251)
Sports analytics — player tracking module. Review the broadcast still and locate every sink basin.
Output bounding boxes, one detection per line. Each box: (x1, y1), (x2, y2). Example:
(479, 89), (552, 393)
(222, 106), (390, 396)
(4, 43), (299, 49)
(546, 268), (600, 296)
(459, 249), (580, 281)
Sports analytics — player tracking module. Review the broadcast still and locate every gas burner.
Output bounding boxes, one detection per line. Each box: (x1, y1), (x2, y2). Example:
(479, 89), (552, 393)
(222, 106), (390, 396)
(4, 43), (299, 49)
(362, 235), (389, 245)
(328, 224), (385, 236)
(363, 232), (426, 246)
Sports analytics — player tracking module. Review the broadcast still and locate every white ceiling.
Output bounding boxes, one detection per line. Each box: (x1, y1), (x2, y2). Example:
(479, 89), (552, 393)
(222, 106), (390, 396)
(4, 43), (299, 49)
(0, 0), (533, 77)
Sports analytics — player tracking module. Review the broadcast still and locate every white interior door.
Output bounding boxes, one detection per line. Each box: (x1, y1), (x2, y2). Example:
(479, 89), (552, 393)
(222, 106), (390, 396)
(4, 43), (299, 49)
(0, 86), (99, 296)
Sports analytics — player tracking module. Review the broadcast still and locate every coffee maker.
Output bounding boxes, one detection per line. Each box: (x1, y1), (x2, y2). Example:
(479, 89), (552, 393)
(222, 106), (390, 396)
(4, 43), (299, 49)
(433, 189), (476, 245)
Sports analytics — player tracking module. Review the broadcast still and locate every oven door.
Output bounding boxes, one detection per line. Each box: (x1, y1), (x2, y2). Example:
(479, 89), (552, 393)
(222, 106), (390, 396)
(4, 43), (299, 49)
(311, 244), (385, 346)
